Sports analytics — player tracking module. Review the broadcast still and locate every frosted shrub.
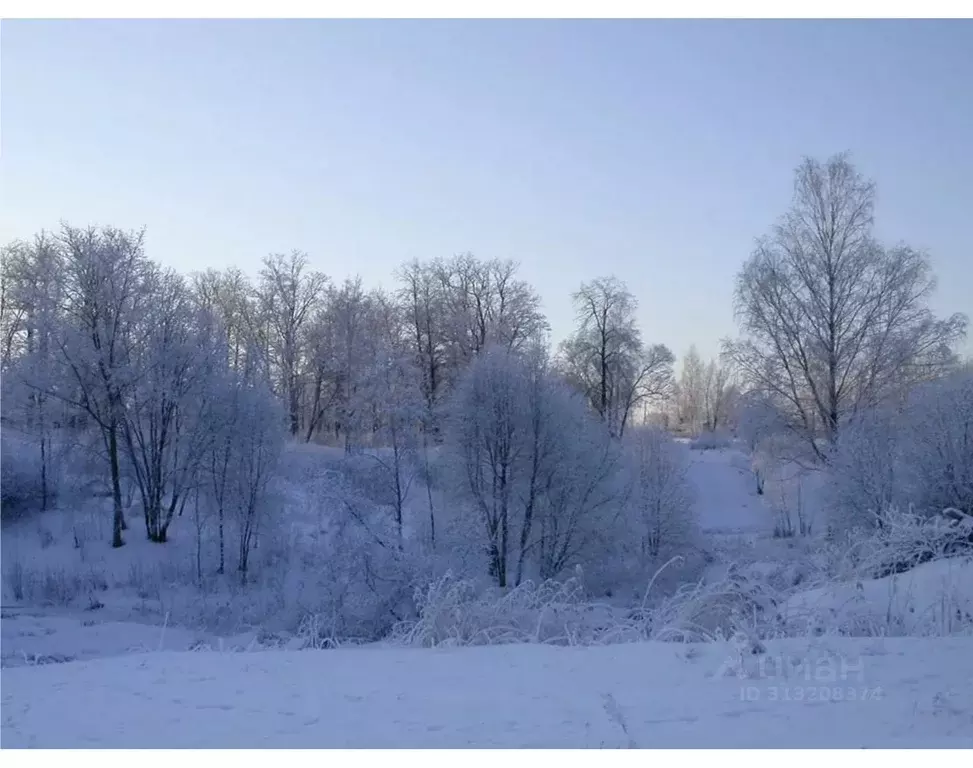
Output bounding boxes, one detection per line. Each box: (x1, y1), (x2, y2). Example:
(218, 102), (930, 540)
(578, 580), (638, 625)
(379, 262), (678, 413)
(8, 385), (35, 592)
(393, 562), (793, 649)
(2, 561), (108, 606)
(624, 427), (698, 568)
(830, 406), (908, 532)
(835, 506), (973, 580)
(295, 611), (343, 649)
(903, 371), (973, 517)
(601, 559), (787, 644)
(829, 370), (973, 532)
(391, 571), (596, 647)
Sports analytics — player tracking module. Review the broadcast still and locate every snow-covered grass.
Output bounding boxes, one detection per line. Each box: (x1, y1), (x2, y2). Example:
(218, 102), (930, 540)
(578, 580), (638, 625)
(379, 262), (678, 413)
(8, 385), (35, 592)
(781, 557), (973, 638)
(0, 610), (203, 668)
(3, 635), (972, 747)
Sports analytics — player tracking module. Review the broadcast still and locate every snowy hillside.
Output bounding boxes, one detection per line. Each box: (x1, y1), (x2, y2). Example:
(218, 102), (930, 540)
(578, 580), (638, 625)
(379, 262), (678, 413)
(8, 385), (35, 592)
(4, 636), (972, 748)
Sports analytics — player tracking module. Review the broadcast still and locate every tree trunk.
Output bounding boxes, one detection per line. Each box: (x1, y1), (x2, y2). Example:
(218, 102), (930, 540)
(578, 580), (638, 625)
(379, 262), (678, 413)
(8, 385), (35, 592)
(39, 428), (48, 512)
(194, 487), (202, 585)
(422, 430), (436, 549)
(218, 506), (225, 575)
(108, 423), (125, 548)
(393, 447), (404, 551)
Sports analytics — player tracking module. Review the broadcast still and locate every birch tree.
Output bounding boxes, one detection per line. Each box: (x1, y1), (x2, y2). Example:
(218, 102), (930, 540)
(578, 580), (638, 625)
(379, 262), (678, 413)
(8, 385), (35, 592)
(725, 153), (968, 458)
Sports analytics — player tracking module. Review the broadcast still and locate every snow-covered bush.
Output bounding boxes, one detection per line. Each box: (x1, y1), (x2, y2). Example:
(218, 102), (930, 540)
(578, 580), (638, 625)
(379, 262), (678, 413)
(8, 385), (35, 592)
(390, 570), (602, 647)
(830, 369), (973, 533)
(200, 371), (287, 580)
(736, 390), (787, 456)
(736, 391), (796, 497)
(829, 404), (906, 533)
(903, 371), (973, 517)
(830, 506), (973, 580)
(624, 427), (697, 568)
(781, 556), (973, 638)
(441, 345), (626, 588)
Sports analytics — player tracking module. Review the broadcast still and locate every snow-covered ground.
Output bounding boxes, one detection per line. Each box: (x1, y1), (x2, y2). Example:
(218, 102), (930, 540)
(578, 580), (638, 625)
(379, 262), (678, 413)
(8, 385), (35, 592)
(685, 443), (771, 534)
(782, 557), (973, 637)
(0, 609), (202, 668)
(3, 442), (971, 748)
(3, 636), (972, 748)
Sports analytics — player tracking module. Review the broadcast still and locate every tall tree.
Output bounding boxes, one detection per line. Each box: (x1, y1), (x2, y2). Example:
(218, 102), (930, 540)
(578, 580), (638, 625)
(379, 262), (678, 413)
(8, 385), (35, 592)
(191, 267), (258, 373)
(48, 225), (153, 546)
(445, 345), (624, 587)
(676, 345), (707, 435)
(724, 153), (967, 458)
(559, 276), (674, 438)
(0, 233), (65, 510)
(396, 259), (446, 416)
(702, 356), (735, 433)
(121, 269), (225, 542)
(256, 251), (327, 436)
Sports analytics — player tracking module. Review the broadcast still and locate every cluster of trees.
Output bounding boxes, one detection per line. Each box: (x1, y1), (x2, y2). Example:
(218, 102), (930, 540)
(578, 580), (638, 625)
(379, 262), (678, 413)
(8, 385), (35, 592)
(1, 151), (967, 594)
(725, 153), (969, 534)
(668, 345), (738, 436)
(442, 346), (694, 588)
(0, 227), (286, 578)
(1, 224), (690, 589)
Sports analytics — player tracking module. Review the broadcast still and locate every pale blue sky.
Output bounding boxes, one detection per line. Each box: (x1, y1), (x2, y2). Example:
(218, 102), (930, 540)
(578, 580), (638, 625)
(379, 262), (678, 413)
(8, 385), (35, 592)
(2, 20), (971, 360)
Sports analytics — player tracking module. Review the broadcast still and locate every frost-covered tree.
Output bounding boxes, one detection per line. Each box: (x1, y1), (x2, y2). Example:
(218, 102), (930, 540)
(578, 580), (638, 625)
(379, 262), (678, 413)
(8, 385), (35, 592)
(0, 233), (66, 510)
(702, 357), (736, 433)
(396, 258), (447, 415)
(204, 369), (286, 580)
(444, 345), (624, 586)
(327, 277), (374, 452)
(354, 324), (426, 549)
(395, 255), (547, 422)
(531, 386), (625, 582)
(830, 368), (972, 534)
(191, 266), (258, 374)
(625, 426), (696, 564)
(256, 251), (328, 436)
(906, 371), (973, 517)
(676, 345), (706, 435)
(435, 254), (548, 366)
(829, 402), (907, 531)
(559, 276), (674, 438)
(725, 153), (967, 459)
(44, 225), (153, 546)
(121, 268), (226, 542)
